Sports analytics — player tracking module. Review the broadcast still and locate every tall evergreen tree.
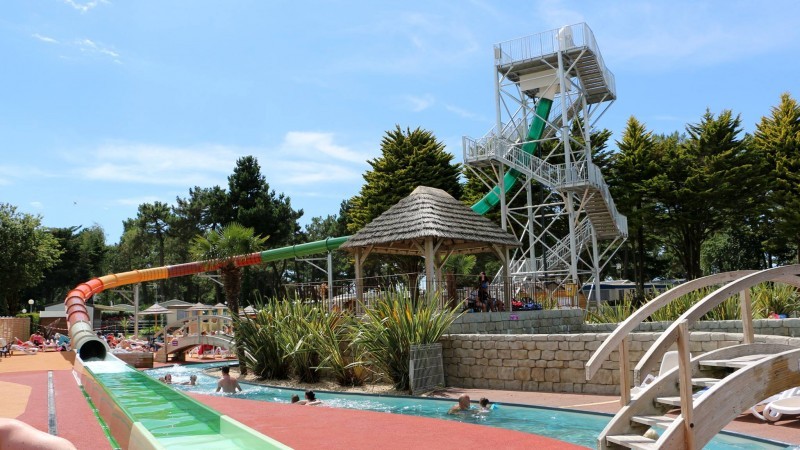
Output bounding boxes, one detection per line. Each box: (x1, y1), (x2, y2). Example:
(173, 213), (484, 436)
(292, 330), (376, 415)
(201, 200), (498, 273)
(348, 126), (462, 232)
(753, 93), (800, 262)
(655, 110), (760, 279)
(609, 117), (662, 301)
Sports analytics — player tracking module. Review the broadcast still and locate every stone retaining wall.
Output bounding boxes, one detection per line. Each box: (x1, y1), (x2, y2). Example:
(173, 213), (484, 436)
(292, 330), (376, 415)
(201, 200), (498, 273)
(582, 318), (800, 337)
(447, 309), (584, 335)
(441, 332), (800, 395)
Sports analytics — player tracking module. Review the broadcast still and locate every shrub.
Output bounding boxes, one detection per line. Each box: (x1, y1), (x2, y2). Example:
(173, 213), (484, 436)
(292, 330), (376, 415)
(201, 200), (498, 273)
(354, 291), (461, 391)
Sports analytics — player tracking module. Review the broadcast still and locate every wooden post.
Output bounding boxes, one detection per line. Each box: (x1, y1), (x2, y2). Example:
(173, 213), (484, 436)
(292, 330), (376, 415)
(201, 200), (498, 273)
(677, 320), (695, 450)
(740, 289), (754, 344)
(354, 250), (364, 305)
(619, 339), (631, 406)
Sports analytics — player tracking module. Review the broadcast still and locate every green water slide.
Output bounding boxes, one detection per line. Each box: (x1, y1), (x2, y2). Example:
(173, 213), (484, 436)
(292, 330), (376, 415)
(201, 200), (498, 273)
(470, 98), (553, 215)
(77, 356), (291, 450)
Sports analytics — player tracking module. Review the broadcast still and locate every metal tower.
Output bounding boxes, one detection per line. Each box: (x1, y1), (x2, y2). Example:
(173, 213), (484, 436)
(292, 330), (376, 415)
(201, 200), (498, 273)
(463, 23), (627, 308)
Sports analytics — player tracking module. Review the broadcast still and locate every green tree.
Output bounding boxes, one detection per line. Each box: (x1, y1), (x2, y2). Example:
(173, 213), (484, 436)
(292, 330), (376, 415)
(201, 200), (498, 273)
(0, 204), (62, 314)
(655, 110), (761, 279)
(608, 117), (662, 302)
(27, 225), (108, 304)
(190, 223), (268, 374)
(348, 126), (462, 296)
(226, 156), (303, 299)
(349, 126), (462, 231)
(753, 93), (800, 262)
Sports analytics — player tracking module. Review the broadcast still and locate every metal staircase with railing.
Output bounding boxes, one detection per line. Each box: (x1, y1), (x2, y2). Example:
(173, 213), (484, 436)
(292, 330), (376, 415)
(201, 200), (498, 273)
(463, 24), (626, 289)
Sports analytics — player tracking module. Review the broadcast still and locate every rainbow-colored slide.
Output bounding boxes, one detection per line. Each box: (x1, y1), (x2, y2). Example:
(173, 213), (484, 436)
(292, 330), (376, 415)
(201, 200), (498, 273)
(64, 102), (551, 448)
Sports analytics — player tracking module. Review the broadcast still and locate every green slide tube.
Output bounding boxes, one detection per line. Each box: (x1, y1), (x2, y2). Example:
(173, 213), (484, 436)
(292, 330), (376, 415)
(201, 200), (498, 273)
(470, 98), (553, 215)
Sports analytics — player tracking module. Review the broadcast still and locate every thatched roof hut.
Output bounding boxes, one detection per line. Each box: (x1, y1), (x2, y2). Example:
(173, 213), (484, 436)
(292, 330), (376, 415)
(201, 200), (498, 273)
(340, 186), (520, 305)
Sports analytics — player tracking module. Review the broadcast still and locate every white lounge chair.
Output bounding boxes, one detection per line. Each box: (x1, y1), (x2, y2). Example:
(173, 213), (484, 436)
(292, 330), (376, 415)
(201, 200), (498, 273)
(756, 388), (800, 421)
(631, 350), (684, 399)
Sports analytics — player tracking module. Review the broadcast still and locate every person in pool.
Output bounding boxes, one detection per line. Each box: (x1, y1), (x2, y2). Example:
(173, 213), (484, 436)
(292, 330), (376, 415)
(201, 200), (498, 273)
(448, 394), (473, 414)
(291, 394), (307, 405)
(216, 366), (242, 393)
(304, 390), (322, 406)
(180, 375), (197, 386)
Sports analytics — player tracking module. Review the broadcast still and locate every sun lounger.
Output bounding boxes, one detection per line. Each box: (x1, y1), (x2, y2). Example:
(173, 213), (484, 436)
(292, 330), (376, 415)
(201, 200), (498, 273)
(761, 390), (800, 421)
(750, 388), (800, 420)
(10, 345), (38, 355)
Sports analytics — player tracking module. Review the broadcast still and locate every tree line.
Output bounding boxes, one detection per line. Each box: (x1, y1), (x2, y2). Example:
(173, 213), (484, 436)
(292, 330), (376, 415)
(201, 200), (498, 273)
(1, 94), (797, 314)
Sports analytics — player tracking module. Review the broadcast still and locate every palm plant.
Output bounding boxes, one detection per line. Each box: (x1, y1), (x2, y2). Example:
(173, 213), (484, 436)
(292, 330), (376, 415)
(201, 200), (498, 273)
(354, 291), (461, 391)
(190, 222), (268, 374)
(233, 305), (290, 379)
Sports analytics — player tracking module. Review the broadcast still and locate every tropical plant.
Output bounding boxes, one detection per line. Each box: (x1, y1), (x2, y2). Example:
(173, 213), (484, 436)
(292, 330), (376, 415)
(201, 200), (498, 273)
(354, 291), (461, 391)
(190, 222), (268, 375)
(234, 305), (291, 379)
(751, 282), (800, 318)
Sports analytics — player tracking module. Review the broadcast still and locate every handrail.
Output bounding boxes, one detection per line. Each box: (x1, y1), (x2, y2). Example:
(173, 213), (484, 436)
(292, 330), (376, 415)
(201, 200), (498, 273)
(661, 347), (800, 449)
(634, 265), (800, 381)
(152, 314), (233, 341)
(585, 270), (758, 381)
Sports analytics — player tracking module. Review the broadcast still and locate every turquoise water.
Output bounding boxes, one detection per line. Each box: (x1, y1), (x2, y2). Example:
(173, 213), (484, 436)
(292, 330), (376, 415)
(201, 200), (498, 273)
(147, 363), (791, 449)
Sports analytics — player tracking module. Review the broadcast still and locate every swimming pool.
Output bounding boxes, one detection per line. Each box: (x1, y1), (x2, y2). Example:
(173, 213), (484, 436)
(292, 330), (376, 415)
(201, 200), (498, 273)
(147, 363), (791, 449)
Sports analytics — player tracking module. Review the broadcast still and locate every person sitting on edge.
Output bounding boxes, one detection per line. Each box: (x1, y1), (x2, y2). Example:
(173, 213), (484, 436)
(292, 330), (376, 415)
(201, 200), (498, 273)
(291, 394), (307, 405)
(304, 390), (322, 406)
(448, 394), (473, 414)
(216, 366), (242, 393)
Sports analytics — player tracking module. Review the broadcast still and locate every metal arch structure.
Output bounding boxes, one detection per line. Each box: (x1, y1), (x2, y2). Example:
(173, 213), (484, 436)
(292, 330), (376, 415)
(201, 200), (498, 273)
(463, 23), (628, 308)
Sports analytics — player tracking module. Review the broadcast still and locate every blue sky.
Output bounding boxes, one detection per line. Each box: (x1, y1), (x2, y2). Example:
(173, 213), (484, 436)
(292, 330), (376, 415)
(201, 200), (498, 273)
(2, 0), (798, 244)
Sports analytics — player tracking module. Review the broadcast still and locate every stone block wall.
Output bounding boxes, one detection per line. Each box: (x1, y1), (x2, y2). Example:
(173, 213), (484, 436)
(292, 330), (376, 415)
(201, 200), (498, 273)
(582, 318), (800, 337)
(447, 309), (584, 335)
(441, 332), (800, 395)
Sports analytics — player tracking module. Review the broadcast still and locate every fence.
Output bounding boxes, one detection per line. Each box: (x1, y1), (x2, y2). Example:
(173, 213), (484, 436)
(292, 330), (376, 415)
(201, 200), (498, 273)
(281, 273), (584, 313)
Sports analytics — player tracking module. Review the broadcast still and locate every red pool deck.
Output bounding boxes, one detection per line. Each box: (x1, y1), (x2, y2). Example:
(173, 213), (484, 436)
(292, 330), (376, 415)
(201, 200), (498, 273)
(2, 351), (799, 448)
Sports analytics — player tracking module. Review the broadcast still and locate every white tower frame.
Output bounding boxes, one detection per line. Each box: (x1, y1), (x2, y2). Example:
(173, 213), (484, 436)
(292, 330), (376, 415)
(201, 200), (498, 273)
(463, 23), (628, 308)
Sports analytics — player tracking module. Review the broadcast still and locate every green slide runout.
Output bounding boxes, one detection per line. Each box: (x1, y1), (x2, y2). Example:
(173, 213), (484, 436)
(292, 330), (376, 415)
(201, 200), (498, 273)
(470, 98), (553, 215)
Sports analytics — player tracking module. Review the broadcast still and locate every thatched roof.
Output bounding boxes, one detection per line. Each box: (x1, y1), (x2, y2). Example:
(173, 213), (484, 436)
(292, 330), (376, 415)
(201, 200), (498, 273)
(340, 186), (519, 256)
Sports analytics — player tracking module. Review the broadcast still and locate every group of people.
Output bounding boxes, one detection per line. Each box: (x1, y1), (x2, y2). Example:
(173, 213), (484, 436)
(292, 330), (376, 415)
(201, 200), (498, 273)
(11, 332), (71, 354)
(158, 373), (198, 385)
(467, 272), (505, 313)
(447, 394), (493, 415)
(290, 390), (322, 406)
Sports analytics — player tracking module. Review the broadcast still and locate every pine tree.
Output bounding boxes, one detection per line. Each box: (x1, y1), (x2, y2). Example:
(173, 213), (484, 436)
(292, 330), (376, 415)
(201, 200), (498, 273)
(754, 93), (800, 262)
(348, 126), (462, 231)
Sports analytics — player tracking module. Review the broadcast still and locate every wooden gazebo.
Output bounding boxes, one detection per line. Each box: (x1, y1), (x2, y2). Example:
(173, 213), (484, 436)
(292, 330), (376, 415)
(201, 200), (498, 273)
(340, 186), (520, 306)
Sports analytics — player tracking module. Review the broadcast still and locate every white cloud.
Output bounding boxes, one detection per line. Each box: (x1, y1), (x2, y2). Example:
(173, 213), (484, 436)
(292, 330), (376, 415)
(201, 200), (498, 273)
(62, 0), (107, 13)
(32, 33), (59, 44)
(77, 142), (240, 187)
(282, 132), (368, 164)
(114, 195), (164, 206)
(262, 131), (370, 188)
(405, 94), (435, 112)
(75, 38), (121, 63)
(444, 104), (483, 121)
(29, 201), (44, 209)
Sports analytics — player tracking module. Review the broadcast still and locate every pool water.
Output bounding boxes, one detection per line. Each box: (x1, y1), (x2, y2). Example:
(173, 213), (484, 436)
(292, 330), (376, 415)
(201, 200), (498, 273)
(147, 363), (791, 449)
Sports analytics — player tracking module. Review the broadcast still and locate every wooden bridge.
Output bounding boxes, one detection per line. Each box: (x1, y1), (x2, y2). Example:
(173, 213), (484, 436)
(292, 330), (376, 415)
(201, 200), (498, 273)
(152, 315), (236, 363)
(586, 265), (800, 449)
